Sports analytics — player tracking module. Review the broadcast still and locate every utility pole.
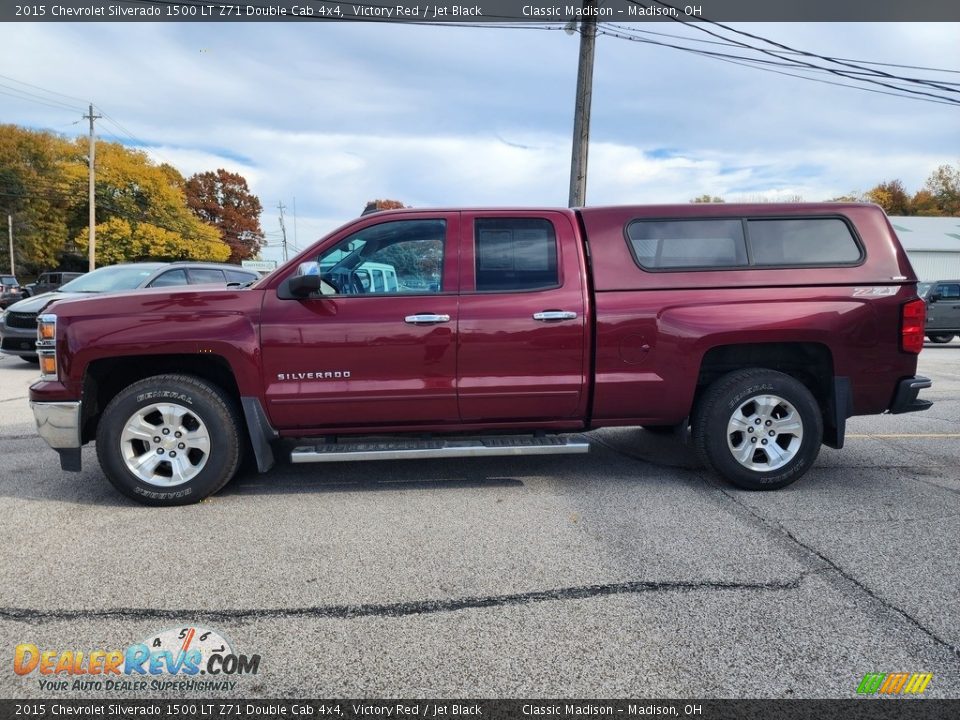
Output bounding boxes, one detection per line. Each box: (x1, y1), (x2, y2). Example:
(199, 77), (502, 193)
(568, 0), (597, 208)
(7, 215), (13, 275)
(277, 201), (288, 262)
(84, 104), (102, 271)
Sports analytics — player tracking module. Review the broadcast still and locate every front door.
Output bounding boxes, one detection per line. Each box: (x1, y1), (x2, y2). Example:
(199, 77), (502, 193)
(456, 211), (588, 422)
(260, 213), (460, 430)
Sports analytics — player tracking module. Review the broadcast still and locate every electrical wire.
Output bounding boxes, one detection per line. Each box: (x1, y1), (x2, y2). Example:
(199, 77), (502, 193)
(627, 0), (960, 104)
(597, 24), (960, 107)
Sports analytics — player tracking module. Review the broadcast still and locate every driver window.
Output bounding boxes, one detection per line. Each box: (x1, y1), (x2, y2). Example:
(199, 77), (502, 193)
(303, 219), (446, 296)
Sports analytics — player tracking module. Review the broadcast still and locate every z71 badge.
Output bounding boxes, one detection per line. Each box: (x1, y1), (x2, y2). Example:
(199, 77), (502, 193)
(853, 287), (898, 297)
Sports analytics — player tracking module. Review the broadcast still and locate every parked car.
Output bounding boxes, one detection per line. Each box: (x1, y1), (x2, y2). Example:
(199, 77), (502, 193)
(0, 275), (21, 309)
(922, 279), (960, 343)
(21, 271), (85, 298)
(28, 203), (931, 505)
(0, 261), (259, 362)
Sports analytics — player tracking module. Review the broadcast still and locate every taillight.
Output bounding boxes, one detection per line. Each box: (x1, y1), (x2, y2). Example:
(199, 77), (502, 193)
(901, 299), (925, 354)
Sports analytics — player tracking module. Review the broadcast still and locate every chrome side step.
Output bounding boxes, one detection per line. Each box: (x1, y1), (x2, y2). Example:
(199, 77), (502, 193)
(290, 435), (590, 464)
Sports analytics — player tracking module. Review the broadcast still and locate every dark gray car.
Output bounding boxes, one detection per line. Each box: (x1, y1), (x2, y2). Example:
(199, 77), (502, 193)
(0, 262), (259, 361)
(924, 280), (960, 343)
(21, 271), (85, 298)
(0, 275), (21, 309)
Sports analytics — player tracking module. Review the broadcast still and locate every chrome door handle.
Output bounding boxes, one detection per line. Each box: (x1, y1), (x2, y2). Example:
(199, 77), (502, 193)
(533, 311), (578, 321)
(405, 313), (451, 324)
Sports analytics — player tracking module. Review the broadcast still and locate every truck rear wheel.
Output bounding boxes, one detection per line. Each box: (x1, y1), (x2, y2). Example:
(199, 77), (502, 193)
(96, 374), (242, 506)
(927, 334), (954, 344)
(693, 369), (822, 491)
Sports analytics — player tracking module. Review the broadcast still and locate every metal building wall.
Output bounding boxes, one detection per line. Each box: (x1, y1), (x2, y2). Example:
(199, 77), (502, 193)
(904, 251), (960, 282)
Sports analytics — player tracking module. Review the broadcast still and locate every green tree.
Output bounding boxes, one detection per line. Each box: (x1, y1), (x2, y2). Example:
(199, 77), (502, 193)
(185, 169), (264, 263)
(690, 194), (725, 203)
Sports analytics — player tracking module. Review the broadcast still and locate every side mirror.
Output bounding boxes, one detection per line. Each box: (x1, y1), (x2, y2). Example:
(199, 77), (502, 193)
(278, 274), (322, 299)
(929, 292), (941, 303)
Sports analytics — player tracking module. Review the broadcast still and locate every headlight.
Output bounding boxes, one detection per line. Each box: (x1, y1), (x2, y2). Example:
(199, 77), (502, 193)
(37, 314), (57, 342)
(37, 314), (58, 381)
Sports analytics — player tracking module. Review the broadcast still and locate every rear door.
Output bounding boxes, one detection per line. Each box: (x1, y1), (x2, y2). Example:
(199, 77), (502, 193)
(260, 213), (460, 430)
(456, 211), (588, 422)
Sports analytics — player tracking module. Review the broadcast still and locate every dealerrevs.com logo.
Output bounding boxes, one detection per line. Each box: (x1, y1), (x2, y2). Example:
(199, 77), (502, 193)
(13, 626), (260, 692)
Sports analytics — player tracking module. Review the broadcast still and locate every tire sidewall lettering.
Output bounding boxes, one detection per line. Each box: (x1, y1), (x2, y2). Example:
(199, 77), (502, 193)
(135, 390), (195, 405)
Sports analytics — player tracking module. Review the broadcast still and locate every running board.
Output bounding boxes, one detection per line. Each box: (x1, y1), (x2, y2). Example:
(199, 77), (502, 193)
(290, 436), (590, 463)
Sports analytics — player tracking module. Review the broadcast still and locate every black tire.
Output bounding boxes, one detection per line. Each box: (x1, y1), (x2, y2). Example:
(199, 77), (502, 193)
(95, 374), (242, 506)
(21, 356), (40, 364)
(927, 334), (954, 344)
(693, 369), (822, 491)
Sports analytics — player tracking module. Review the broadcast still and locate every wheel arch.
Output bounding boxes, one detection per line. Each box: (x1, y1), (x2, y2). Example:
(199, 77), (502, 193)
(81, 354), (276, 471)
(695, 342), (847, 448)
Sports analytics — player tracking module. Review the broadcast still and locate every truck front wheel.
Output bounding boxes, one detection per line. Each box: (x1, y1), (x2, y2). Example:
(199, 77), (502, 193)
(96, 374), (242, 506)
(693, 369), (822, 491)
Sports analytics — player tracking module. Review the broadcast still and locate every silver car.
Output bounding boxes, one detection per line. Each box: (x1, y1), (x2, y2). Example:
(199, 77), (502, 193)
(0, 262), (258, 362)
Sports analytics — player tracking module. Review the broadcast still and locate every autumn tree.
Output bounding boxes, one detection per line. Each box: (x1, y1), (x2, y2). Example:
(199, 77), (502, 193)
(0, 125), (75, 272)
(185, 169), (264, 263)
(67, 139), (229, 263)
(909, 189), (941, 216)
(362, 198), (407, 215)
(923, 163), (960, 216)
(864, 180), (911, 215)
(74, 217), (228, 265)
(0, 125), (233, 270)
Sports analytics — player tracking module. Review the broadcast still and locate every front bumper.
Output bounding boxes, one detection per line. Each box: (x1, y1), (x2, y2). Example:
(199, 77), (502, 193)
(0, 323), (37, 357)
(30, 401), (83, 471)
(889, 376), (933, 414)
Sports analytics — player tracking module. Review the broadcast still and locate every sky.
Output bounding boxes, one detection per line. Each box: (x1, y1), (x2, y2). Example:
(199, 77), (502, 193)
(1, 19), (958, 263)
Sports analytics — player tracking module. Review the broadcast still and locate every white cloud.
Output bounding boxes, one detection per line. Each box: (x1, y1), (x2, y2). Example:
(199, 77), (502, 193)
(1, 21), (958, 263)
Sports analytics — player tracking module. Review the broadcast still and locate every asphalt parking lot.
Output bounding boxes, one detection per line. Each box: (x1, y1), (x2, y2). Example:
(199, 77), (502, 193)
(0, 347), (958, 700)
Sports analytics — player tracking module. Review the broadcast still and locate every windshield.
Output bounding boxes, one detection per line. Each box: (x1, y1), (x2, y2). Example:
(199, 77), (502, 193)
(59, 264), (165, 293)
(918, 282), (932, 298)
(1, 276), (16, 286)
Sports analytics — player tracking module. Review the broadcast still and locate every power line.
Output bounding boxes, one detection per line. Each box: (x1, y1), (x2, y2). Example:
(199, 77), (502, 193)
(610, 4), (960, 107)
(604, 23), (960, 77)
(597, 25), (960, 107)
(630, 1), (960, 104)
(0, 87), (85, 113)
(0, 73), (89, 104)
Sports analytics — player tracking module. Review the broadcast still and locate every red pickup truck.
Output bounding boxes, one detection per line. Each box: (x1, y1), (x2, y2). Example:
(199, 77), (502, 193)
(29, 203), (931, 505)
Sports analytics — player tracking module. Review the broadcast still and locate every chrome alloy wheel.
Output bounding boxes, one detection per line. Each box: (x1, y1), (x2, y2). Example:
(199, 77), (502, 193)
(725, 394), (804, 472)
(119, 402), (211, 486)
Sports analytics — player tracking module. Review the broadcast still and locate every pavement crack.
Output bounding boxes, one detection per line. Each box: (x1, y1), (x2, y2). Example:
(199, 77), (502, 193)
(0, 576), (805, 624)
(709, 477), (959, 661)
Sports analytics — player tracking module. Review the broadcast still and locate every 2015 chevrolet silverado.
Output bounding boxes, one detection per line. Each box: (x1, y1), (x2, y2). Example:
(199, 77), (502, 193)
(29, 204), (931, 505)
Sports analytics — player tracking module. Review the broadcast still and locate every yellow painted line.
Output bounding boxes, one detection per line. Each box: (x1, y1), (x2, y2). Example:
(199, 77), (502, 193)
(847, 433), (960, 439)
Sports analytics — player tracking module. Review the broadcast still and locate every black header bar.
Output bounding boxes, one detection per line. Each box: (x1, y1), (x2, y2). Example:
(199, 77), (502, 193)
(4, 1), (960, 23)
(2, 700), (960, 720)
